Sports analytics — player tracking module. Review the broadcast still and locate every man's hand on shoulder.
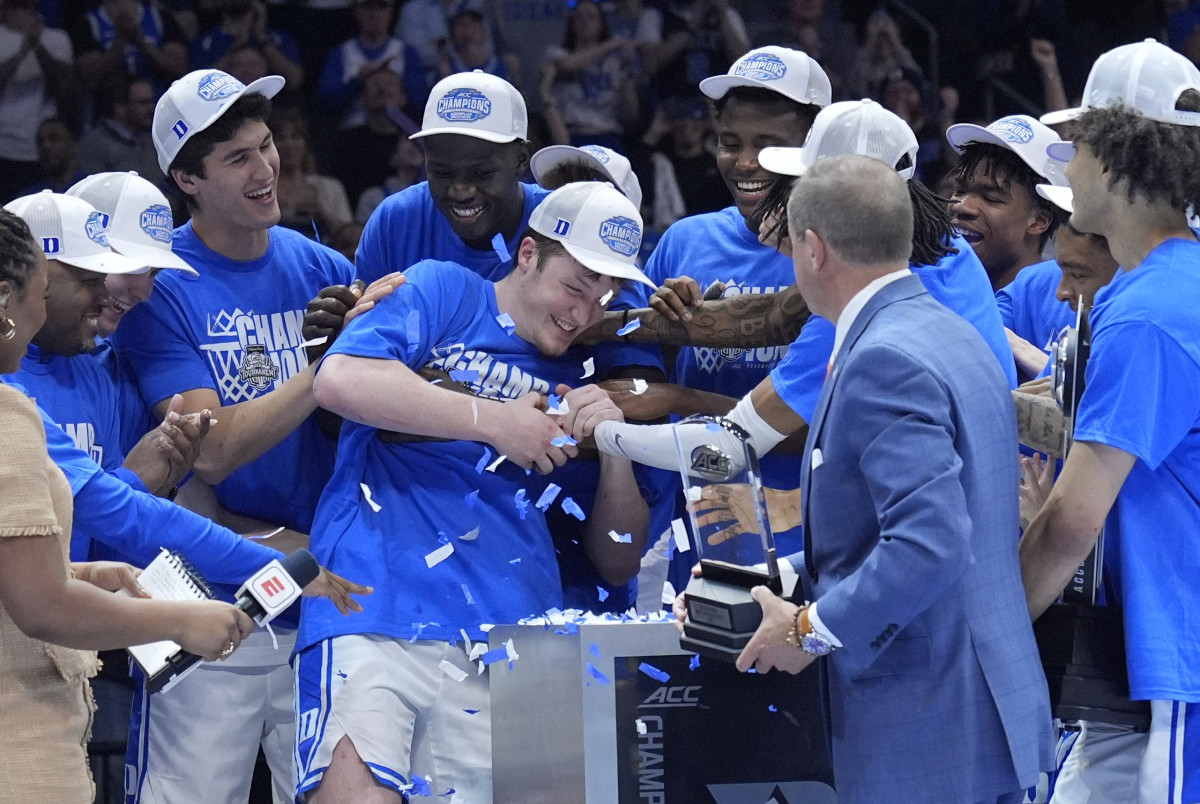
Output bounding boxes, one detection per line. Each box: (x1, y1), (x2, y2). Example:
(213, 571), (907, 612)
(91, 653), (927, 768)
(302, 273), (406, 362)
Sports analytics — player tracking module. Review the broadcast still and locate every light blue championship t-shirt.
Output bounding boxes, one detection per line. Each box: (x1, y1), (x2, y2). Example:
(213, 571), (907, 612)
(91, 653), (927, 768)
(773, 234), (1019, 426)
(1072, 237), (1200, 702)
(300, 260), (622, 649)
(354, 180), (550, 284)
(9, 343), (126, 473)
(996, 259), (1074, 379)
(112, 222), (356, 533)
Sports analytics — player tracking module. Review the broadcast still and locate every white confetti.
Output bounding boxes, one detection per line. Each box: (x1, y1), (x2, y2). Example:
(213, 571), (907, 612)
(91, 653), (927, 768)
(581, 357), (594, 379)
(504, 637), (519, 662)
(471, 399), (478, 425)
(439, 659), (469, 682)
(608, 530), (632, 543)
(460, 629), (473, 654)
(546, 396), (569, 415)
(248, 526), (286, 541)
(631, 378), (648, 395)
(599, 289), (614, 306)
(671, 518), (691, 553)
(486, 453), (507, 472)
(459, 526), (480, 541)
(661, 581), (677, 606)
(299, 335), (328, 348)
(685, 485), (703, 502)
(425, 542), (454, 568)
(469, 642), (488, 661)
(360, 483), (382, 512)
(636, 718), (648, 736)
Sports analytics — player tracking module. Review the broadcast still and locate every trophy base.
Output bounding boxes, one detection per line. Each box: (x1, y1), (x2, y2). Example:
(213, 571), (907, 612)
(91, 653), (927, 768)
(679, 568), (799, 664)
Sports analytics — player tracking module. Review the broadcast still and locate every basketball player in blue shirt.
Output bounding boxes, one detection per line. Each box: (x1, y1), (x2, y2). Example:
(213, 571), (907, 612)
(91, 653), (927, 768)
(1020, 39), (1200, 804)
(296, 182), (653, 802)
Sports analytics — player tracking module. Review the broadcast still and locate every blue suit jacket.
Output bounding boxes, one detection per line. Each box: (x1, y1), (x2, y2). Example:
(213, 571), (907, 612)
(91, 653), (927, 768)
(795, 275), (1053, 803)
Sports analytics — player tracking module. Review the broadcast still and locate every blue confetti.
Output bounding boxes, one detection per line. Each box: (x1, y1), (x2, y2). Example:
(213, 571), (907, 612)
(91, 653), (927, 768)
(747, 667), (758, 674)
(551, 434), (577, 447)
(450, 369), (479, 383)
(437, 531), (449, 544)
(555, 623), (579, 635)
(561, 497), (586, 521)
(689, 655), (701, 671)
(534, 483), (562, 510)
(491, 232), (512, 263)
(546, 393), (565, 414)
(463, 709), (479, 715)
(616, 317), (641, 336)
(638, 662), (671, 683)
(464, 489), (479, 508)
(586, 662), (611, 684)
(495, 312), (516, 334)
(590, 643), (601, 658)
(513, 489), (529, 520)
(474, 449), (491, 474)
(768, 704), (778, 712)
(409, 776), (432, 796)
(597, 586), (609, 602)
(481, 646), (509, 666)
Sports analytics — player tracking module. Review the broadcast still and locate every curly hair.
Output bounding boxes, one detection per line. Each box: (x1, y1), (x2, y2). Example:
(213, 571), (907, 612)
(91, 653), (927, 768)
(0, 209), (39, 292)
(755, 163), (955, 267)
(712, 86), (821, 133)
(1071, 91), (1200, 210)
(949, 141), (1058, 249)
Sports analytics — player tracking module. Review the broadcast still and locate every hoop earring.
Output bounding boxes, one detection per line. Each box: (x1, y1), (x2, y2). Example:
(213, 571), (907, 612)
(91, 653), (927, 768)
(0, 317), (15, 341)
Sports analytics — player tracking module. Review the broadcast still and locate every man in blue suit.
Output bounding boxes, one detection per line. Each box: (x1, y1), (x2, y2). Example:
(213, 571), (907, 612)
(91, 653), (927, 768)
(736, 154), (1054, 803)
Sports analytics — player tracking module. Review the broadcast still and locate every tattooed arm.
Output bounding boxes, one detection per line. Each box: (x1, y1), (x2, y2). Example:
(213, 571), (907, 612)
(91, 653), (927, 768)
(577, 284), (811, 348)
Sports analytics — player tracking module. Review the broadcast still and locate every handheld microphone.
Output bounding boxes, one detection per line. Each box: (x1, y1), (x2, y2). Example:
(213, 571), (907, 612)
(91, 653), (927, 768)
(145, 549), (320, 694)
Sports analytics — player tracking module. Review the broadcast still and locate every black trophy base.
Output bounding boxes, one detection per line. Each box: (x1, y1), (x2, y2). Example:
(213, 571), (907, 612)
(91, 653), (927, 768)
(680, 570), (799, 664)
(1034, 603), (1150, 731)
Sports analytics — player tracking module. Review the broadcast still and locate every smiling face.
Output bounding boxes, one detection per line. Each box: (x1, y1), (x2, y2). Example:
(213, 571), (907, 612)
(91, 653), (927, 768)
(424, 134), (528, 251)
(176, 119), (281, 235)
(949, 162), (1050, 286)
(506, 239), (620, 356)
(98, 268), (159, 336)
(32, 259), (110, 356)
(715, 96), (810, 228)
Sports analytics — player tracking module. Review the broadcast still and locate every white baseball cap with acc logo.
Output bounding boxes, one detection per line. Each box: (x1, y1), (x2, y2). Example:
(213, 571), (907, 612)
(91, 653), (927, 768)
(67, 172), (198, 276)
(528, 182), (656, 289)
(759, 99), (919, 179)
(699, 46), (832, 109)
(411, 70), (527, 144)
(152, 69), (285, 175)
(530, 144), (644, 208)
(4, 191), (146, 274)
(947, 115), (1070, 186)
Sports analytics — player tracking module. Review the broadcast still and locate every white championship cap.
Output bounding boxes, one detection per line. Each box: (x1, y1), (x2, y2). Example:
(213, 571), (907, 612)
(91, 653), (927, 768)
(530, 144), (644, 208)
(4, 191), (148, 274)
(946, 114), (1070, 186)
(758, 99), (919, 179)
(699, 46), (832, 108)
(528, 181), (656, 289)
(411, 70), (527, 144)
(152, 69), (285, 174)
(66, 172), (198, 275)
(1041, 39), (1200, 128)
(1037, 184), (1074, 213)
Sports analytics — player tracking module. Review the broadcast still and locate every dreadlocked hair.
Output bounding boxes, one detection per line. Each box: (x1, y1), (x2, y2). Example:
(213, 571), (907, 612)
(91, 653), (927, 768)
(757, 164), (955, 266)
(1072, 91), (1200, 210)
(907, 177), (956, 266)
(0, 208), (39, 291)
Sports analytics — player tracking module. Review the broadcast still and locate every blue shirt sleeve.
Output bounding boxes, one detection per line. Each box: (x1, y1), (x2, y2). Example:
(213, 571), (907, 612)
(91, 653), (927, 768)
(69, 470), (284, 581)
(995, 284), (1015, 330)
(113, 290), (219, 411)
(1074, 321), (1200, 469)
(770, 314), (835, 424)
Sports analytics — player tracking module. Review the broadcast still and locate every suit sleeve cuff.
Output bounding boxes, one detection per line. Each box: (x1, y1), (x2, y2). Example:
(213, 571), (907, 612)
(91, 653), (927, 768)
(807, 602), (843, 648)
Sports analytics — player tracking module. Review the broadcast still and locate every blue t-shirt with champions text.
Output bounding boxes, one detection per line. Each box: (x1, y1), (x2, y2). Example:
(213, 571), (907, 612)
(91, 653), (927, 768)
(9, 343), (126, 473)
(1072, 237), (1200, 701)
(300, 260), (640, 648)
(355, 180), (550, 285)
(772, 234), (1019, 426)
(112, 222), (355, 533)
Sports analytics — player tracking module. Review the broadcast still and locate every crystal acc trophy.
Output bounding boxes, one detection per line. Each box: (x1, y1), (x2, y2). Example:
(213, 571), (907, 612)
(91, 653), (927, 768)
(673, 415), (799, 662)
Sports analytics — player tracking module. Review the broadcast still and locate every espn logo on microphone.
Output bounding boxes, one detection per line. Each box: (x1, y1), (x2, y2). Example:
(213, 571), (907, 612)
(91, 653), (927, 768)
(239, 559), (302, 619)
